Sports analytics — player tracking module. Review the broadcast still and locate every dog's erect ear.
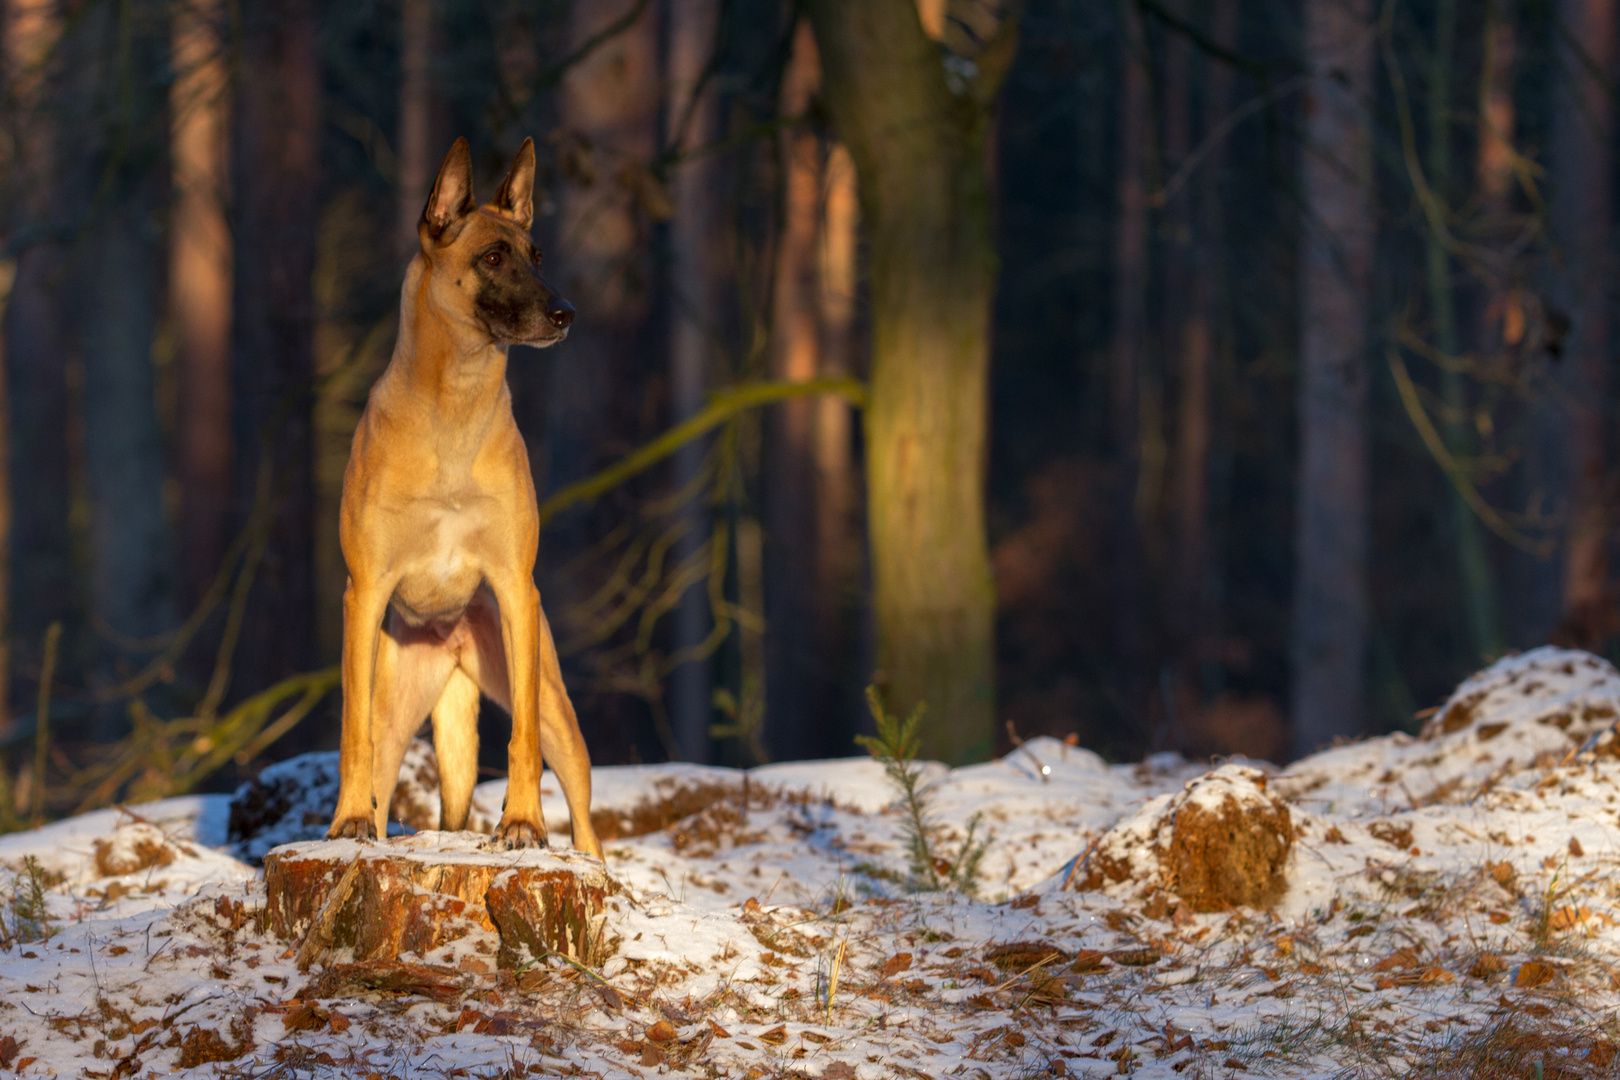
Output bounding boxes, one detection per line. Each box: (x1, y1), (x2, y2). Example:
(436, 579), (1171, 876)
(422, 138), (477, 240)
(490, 138), (536, 231)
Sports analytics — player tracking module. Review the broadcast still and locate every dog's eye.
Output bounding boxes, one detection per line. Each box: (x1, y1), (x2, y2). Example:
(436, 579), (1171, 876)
(484, 251), (503, 267)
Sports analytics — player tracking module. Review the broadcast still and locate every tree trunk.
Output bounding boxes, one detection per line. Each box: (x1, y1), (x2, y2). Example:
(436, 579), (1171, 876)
(1425, 0), (1500, 663)
(1547, 0), (1616, 646)
(806, 0), (1001, 764)
(80, 0), (176, 684)
(543, 0), (661, 760)
(171, 0), (233, 615)
(229, 0), (319, 707)
(2, 0), (75, 671)
(1169, 0), (1239, 743)
(1111, 2), (1150, 742)
(665, 0), (722, 764)
(1292, 0), (1375, 757)
(763, 19), (825, 762)
(397, 0), (433, 262)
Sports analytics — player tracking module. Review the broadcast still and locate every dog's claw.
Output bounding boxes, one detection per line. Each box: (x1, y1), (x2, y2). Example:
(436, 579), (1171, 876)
(328, 816), (377, 841)
(494, 820), (549, 849)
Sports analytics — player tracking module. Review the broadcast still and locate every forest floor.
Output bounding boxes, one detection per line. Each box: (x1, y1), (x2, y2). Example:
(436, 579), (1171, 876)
(1, 646), (1619, 1078)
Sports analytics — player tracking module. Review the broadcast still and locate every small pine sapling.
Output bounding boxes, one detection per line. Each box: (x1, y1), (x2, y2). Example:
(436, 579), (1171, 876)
(856, 687), (989, 895)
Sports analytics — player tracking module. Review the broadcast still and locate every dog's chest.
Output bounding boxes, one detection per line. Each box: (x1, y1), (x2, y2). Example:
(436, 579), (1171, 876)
(389, 497), (496, 625)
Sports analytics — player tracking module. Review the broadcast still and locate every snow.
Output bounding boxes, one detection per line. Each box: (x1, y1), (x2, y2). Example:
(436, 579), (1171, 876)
(0, 648), (1616, 1077)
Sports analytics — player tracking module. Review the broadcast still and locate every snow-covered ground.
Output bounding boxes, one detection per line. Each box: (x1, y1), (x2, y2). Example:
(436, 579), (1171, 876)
(1, 646), (1618, 1077)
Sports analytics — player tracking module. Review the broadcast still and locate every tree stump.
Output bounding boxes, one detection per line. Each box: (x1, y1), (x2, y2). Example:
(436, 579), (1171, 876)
(263, 833), (618, 972)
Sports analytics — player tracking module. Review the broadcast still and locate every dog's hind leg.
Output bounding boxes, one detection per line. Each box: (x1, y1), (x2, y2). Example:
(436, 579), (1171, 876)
(431, 667), (481, 831)
(370, 613), (456, 836)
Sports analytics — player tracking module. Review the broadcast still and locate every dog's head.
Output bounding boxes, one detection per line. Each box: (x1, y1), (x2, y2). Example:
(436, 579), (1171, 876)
(417, 137), (574, 348)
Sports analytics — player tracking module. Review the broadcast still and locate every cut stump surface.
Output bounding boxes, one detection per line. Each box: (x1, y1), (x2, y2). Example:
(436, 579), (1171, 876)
(264, 833), (618, 972)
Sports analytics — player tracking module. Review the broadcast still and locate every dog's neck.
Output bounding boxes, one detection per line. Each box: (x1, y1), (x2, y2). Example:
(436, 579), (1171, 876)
(388, 255), (511, 430)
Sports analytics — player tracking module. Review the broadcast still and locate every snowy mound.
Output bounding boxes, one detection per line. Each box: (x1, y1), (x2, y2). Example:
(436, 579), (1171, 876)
(1275, 646), (1620, 814)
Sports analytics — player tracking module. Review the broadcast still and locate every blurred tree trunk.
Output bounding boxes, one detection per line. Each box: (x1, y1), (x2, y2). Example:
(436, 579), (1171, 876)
(1425, 0), (1500, 663)
(397, 0), (432, 261)
(171, 0), (232, 616)
(78, 0), (175, 700)
(1292, 0), (1374, 757)
(1111, 2), (1149, 740)
(229, 0), (319, 708)
(763, 19), (824, 762)
(764, 21), (865, 762)
(1169, 0), (1239, 740)
(665, 0), (722, 764)
(805, 0), (1008, 763)
(545, 0), (661, 756)
(2, 0), (75, 679)
(1545, 0), (1616, 647)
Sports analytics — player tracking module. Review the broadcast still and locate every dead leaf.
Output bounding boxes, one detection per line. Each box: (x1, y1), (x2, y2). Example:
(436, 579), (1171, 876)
(879, 952), (913, 978)
(1372, 946), (1421, 972)
(1569, 837), (1585, 857)
(758, 1025), (787, 1046)
(823, 1064), (858, 1080)
(646, 1021), (676, 1043)
(1514, 961), (1557, 989)
(1549, 905), (1592, 932)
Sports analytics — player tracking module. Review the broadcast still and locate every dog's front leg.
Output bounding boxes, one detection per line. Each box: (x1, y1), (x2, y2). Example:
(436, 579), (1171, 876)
(330, 578), (393, 839)
(490, 573), (548, 847)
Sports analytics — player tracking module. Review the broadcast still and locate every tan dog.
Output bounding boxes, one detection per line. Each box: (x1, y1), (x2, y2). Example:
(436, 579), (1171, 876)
(327, 137), (602, 859)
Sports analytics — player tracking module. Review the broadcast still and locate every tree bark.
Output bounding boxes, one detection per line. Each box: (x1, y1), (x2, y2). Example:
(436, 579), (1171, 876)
(763, 21), (866, 762)
(1426, 0), (1501, 662)
(171, 0), (233, 616)
(763, 19), (825, 762)
(397, 0), (433, 262)
(665, 0), (722, 764)
(1111, 2), (1150, 740)
(806, 0), (1001, 763)
(544, 0), (662, 757)
(2, 0), (75, 670)
(1545, 0), (1616, 645)
(1292, 0), (1375, 757)
(229, 0), (319, 706)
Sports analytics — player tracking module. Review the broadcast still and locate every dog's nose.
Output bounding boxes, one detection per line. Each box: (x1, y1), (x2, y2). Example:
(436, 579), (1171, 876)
(548, 298), (575, 330)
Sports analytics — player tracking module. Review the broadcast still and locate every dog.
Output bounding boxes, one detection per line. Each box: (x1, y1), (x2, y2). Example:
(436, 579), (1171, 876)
(327, 137), (603, 860)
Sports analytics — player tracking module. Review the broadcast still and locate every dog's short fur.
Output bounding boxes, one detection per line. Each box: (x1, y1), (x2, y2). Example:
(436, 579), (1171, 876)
(327, 138), (602, 859)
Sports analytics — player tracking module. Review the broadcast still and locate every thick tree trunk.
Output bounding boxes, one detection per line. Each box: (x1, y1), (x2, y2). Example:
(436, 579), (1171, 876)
(1426, 0), (1500, 662)
(544, 0), (661, 757)
(1169, 0), (1238, 741)
(806, 0), (1000, 764)
(763, 20), (825, 762)
(762, 22), (866, 762)
(665, 0), (722, 764)
(171, 0), (233, 614)
(1111, 2), (1150, 740)
(397, 0), (433, 262)
(2, 0), (75, 669)
(1292, 0), (1375, 757)
(1546, 0), (1616, 645)
(76, 1), (175, 703)
(229, 0), (319, 706)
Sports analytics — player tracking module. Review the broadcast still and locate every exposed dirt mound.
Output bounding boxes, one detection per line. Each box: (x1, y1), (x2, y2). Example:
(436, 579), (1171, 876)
(92, 822), (186, 877)
(1067, 763), (1292, 913)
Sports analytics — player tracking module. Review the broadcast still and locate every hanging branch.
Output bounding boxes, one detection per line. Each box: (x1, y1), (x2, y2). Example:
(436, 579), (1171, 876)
(1385, 344), (1553, 556)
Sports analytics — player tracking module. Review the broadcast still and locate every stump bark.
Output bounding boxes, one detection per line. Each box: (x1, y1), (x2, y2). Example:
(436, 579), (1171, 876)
(263, 833), (618, 971)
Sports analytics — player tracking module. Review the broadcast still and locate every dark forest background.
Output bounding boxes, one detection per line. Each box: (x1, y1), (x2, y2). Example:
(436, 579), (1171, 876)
(0, 0), (1615, 823)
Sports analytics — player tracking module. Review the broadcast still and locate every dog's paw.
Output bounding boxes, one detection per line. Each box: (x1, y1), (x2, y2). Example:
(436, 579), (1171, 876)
(327, 815), (377, 841)
(493, 819), (549, 849)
